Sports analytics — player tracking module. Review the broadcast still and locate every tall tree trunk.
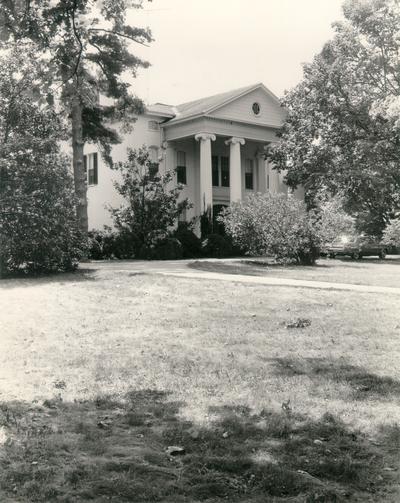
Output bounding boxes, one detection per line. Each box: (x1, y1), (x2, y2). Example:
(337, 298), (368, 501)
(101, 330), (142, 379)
(71, 95), (88, 235)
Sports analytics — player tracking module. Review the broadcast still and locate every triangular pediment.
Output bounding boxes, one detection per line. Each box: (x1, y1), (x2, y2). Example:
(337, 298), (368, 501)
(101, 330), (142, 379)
(208, 85), (285, 127)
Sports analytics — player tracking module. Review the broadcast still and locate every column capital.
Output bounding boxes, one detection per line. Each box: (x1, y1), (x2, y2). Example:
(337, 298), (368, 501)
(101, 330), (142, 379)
(162, 140), (174, 150)
(225, 137), (245, 146)
(256, 144), (270, 159)
(195, 132), (216, 142)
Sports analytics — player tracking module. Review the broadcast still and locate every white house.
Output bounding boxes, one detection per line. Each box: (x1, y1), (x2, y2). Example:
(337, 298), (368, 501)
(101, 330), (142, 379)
(83, 82), (304, 230)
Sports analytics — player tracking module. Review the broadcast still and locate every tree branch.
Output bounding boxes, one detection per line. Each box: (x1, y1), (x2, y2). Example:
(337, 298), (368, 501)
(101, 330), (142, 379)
(88, 28), (150, 47)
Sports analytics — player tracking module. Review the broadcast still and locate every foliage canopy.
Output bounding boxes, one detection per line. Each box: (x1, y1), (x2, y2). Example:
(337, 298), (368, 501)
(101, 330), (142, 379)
(269, 0), (400, 236)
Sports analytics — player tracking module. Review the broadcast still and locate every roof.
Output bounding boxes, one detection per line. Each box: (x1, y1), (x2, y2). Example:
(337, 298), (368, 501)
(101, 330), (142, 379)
(146, 83), (281, 124)
(168, 82), (281, 124)
(145, 102), (175, 118)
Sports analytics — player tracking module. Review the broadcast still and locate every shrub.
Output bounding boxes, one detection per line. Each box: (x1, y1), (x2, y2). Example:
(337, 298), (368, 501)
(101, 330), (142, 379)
(174, 222), (202, 258)
(202, 233), (234, 258)
(0, 150), (87, 277)
(0, 49), (86, 277)
(88, 229), (137, 260)
(149, 236), (183, 260)
(219, 193), (322, 265)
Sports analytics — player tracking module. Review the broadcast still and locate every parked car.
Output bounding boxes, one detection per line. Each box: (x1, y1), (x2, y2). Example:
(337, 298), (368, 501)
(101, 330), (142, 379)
(326, 236), (387, 260)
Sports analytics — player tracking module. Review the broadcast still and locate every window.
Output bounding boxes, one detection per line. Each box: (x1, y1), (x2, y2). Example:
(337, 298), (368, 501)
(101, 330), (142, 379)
(221, 156), (229, 187)
(178, 208), (187, 222)
(212, 156), (219, 187)
(252, 102), (261, 115)
(149, 146), (159, 179)
(245, 159), (254, 190)
(211, 156), (230, 187)
(148, 120), (160, 131)
(84, 152), (98, 185)
(149, 146), (159, 163)
(176, 150), (187, 184)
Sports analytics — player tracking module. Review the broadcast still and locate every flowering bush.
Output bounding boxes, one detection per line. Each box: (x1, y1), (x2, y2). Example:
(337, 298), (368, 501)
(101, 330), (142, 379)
(219, 193), (321, 265)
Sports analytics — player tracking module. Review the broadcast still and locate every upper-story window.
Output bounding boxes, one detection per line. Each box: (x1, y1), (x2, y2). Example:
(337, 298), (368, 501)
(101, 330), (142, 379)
(245, 159), (254, 190)
(148, 120), (160, 131)
(84, 152), (98, 186)
(212, 155), (230, 187)
(176, 150), (187, 185)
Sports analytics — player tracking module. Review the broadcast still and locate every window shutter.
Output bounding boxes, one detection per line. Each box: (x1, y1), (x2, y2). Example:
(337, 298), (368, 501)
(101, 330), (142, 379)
(93, 153), (98, 185)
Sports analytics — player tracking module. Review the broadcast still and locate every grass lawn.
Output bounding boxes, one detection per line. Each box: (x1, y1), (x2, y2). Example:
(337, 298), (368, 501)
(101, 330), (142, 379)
(189, 256), (400, 288)
(1, 266), (400, 501)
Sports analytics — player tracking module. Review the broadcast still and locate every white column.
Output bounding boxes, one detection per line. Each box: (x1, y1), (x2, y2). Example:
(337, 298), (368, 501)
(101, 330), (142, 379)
(269, 163), (280, 194)
(162, 141), (175, 175)
(279, 169), (289, 195)
(266, 142), (281, 194)
(257, 151), (267, 193)
(293, 186), (305, 201)
(225, 137), (245, 202)
(195, 133), (216, 213)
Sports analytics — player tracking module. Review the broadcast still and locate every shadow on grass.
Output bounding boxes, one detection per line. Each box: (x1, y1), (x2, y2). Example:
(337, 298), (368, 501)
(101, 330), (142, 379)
(0, 268), (97, 289)
(188, 261), (332, 277)
(0, 389), (399, 502)
(271, 357), (400, 400)
(325, 256), (400, 266)
(189, 258), (400, 278)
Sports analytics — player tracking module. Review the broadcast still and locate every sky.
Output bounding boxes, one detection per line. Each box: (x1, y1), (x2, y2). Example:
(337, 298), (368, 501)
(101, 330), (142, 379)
(127, 0), (345, 106)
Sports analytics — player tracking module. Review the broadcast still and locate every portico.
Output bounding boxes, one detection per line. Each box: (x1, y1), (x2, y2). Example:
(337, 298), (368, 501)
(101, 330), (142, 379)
(161, 132), (286, 223)
(160, 83), (290, 222)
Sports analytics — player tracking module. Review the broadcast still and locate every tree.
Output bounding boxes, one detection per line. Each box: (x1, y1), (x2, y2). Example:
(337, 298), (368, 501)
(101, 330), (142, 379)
(110, 147), (191, 257)
(269, 0), (400, 236)
(0, 50), (86, 276)
(0, 0), (152, 235)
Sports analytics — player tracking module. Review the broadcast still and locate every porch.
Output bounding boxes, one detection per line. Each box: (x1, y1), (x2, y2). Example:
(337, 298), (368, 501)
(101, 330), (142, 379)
(161, 132), (288, 222)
